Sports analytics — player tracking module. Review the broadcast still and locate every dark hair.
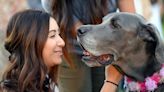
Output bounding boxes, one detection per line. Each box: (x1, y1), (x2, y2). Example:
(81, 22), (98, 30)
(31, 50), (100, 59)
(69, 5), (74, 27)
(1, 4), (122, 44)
(1, 9), (56, 92)
(51, 0), (111, 66)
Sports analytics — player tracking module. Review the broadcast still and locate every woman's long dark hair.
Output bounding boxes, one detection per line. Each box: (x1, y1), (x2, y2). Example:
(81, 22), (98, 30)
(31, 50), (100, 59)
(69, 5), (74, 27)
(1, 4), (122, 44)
(1, 10), (56, 92)
(51, 0), (110, 66)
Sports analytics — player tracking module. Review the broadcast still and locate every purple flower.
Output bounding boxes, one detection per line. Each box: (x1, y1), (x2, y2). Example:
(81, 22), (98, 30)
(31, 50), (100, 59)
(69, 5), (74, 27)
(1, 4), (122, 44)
(145, 77), (157, 91)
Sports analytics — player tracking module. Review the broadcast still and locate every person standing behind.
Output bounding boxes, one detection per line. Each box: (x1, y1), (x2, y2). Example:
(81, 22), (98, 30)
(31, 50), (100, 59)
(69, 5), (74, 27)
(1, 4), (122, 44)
(150, 0), (164, 39)
(134, 0), (164, 39)
(42, 0), (135, 92)
(0, 9), (65, 92)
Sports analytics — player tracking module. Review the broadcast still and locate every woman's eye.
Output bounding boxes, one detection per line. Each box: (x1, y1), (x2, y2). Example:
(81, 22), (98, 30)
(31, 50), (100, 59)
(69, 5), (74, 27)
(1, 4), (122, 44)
(49, 34), (56, 38)
(48, 30), (57, 38)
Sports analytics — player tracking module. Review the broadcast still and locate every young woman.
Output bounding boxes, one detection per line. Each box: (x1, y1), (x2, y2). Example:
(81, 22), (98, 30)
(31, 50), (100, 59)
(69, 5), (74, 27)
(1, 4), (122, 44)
(0, 9), (65, 92)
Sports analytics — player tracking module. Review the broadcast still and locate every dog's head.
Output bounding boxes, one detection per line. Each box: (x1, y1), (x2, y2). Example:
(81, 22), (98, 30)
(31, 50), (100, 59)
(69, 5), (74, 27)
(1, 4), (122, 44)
(77, 12), (164, 81)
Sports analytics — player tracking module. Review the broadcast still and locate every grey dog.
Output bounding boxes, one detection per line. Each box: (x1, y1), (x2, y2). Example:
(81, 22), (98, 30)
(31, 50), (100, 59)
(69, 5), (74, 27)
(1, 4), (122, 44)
(77, 12), (164, 82)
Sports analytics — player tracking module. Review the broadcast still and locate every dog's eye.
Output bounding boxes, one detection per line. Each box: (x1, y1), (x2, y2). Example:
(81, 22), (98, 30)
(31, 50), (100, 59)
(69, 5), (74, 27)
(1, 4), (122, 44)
(110, 18), (121, 29)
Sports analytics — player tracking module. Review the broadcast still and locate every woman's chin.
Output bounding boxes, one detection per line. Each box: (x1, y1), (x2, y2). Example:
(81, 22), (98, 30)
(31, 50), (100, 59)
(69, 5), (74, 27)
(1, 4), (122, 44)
(54, 58), (63, 65)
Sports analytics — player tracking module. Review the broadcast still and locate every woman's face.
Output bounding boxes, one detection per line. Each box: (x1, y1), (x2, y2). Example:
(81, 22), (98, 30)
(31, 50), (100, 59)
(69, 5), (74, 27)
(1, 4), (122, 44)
(42, 17), (65, 69)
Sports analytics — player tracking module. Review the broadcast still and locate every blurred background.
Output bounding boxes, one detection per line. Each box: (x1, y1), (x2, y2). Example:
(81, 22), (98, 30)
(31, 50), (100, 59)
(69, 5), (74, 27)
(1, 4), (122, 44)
(0, 0), (27, 80)
(0, 0), (164, 80)
(0, 0), (44, 79)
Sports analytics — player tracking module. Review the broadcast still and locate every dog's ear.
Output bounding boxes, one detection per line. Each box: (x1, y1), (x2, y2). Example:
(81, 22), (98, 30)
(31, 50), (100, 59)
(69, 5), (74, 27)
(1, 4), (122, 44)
(138, 24), (156, 41)
(142, 24), (164, 63)
(151, 24), (164, 64)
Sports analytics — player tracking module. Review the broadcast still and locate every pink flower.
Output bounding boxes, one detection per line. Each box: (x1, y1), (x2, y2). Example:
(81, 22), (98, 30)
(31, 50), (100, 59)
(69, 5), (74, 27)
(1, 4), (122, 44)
(159, 67), (164, 77)
(151, 73), (160, 83)
(125, 64), (164, 92)
(139, 82), (146, 92)
(126, 77), (133, 82)
(145, 77), (157, 91)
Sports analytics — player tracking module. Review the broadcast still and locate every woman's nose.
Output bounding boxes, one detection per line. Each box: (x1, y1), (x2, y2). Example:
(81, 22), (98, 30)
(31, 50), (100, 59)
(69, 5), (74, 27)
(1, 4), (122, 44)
(58, 35), (65, 47)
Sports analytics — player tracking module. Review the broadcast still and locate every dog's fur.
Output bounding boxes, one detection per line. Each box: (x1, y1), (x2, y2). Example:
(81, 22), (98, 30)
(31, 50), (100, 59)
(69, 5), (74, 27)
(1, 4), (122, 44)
(77, 12), (164, 82)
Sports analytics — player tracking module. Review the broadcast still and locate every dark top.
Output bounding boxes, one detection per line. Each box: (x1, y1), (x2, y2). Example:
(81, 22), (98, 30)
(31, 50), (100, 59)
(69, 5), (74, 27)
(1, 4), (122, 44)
(0, 74), (55, 92)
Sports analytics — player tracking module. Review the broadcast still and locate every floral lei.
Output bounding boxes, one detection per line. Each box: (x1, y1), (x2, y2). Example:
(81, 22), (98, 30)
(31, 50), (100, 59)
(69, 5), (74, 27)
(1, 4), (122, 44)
(124, 64), (164, 92)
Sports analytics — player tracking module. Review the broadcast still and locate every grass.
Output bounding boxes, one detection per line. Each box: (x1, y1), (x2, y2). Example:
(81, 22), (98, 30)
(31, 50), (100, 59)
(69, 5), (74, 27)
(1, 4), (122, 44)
(162, 16), (164, 37)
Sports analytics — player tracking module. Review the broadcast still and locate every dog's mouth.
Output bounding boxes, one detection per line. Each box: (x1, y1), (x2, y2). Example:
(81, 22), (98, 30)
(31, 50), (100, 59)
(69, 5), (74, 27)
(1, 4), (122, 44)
(83, 50), (114, 66)
(80, 45), (115, 67)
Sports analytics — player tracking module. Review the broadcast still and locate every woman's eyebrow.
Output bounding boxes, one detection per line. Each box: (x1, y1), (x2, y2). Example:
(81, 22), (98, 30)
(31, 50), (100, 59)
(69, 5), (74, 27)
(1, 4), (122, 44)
(49, 29), (60, 34)
(49, 29), (56, 33)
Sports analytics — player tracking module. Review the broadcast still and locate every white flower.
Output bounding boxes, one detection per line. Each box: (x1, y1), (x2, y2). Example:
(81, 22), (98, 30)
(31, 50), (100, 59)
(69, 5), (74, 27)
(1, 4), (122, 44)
(128, 82), (140, 91)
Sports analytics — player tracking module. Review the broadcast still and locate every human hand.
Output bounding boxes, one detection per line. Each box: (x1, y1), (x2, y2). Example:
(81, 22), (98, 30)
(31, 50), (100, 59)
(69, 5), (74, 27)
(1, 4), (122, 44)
(105, 65), (123, 85)
(100, 65), (123, 92)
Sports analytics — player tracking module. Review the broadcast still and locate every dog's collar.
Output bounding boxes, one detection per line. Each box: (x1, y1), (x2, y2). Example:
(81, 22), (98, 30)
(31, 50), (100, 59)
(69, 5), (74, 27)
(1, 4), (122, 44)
(124, 64), (164, 92)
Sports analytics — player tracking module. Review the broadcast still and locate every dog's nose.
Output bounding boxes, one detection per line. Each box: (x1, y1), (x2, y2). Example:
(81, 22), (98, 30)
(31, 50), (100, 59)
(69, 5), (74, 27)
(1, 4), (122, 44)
(77, 28), (87, 36)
